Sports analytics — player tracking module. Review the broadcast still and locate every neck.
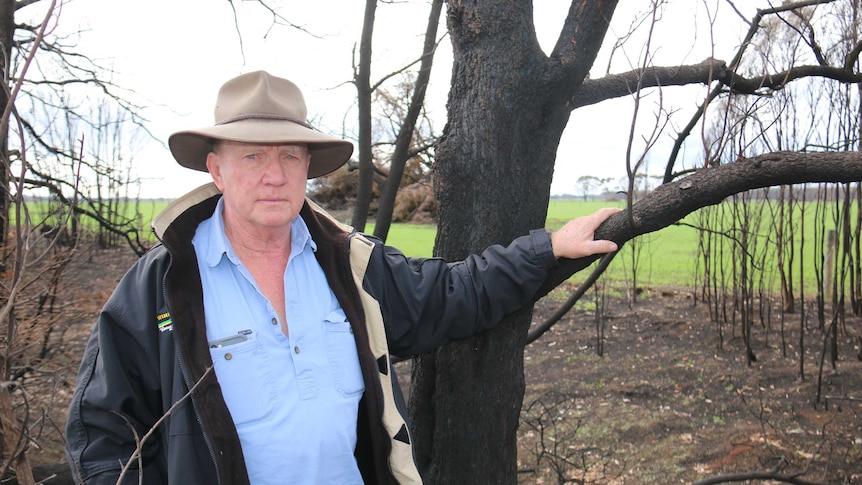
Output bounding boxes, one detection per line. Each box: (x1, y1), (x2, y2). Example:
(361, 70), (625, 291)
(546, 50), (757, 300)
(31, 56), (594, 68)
(223, 217), (293, 263)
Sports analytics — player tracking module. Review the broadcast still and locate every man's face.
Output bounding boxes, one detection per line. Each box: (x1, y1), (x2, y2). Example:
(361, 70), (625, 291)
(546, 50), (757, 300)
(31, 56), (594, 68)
(206, 141), (310, 234)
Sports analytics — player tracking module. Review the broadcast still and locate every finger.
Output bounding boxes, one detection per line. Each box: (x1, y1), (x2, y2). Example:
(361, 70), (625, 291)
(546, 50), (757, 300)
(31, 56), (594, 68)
(592, 239), (619, 254)
(590, 207), (622, 224)
(575, 239), (618, 258)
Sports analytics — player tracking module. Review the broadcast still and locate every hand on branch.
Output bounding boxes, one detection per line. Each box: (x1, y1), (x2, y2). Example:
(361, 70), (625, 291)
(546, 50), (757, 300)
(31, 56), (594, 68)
(550, 207), (621, 259)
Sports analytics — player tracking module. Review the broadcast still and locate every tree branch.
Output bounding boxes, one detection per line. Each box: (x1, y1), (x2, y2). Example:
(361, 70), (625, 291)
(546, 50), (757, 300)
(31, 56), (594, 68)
(533, 151), (862, 299)
(552, 0), (619, 63)
(547, 0), (620, 98)
(571, 59), (862, 109)
(691, 470), (829, 485)
(722, 64), (862, 94)
(17, 176), (149, 255)
(526, 250), (617, 345)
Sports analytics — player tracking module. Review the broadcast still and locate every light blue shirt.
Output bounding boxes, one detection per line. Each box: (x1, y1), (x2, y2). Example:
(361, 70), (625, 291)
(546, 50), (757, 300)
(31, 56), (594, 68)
(192, 198), (365, 484)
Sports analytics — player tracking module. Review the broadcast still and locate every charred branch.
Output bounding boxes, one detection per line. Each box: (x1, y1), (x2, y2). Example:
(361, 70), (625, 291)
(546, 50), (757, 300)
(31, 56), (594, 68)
(17, 176), (149, 255)
(722, 64), (862, 94)
(692, 470), (829, 485)
(533, 151), (862, 300)
(547, 0), (620, 100)
(571, 60), (862, 109)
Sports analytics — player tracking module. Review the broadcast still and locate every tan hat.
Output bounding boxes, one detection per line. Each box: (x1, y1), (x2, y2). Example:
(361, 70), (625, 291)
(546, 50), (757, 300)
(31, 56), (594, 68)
(168, 70), (354, 179)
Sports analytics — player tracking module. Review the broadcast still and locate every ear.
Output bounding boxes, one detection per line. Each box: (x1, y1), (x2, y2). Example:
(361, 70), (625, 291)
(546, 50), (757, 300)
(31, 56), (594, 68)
(206, 152), (225, 191)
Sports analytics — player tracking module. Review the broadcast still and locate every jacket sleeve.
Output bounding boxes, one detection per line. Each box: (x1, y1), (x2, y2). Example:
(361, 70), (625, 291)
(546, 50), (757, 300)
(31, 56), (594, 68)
(64, 255), (168, 485)
(364, 228), (557, 356)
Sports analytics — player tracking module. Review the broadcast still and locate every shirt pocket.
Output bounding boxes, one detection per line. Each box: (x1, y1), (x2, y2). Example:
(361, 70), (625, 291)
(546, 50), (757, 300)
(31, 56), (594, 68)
(209, 332), (276, 425)
(323, 310), (365, 397)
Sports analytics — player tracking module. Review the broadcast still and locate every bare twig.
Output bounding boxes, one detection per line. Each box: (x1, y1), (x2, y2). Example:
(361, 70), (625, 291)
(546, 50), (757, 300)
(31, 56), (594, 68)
(116, 366), (215, 484)
(526, 250), (618, 345)
(692, 470), (830, 485)
(0, 383), (35, 485)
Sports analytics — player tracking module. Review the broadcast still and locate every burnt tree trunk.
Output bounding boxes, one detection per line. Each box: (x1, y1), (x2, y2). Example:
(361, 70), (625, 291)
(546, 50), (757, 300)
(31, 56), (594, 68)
(373, 0), (442, 242)
(408, 1), (618, 482)
(0, 0), (14, 264)
(351, 0), (377, 232)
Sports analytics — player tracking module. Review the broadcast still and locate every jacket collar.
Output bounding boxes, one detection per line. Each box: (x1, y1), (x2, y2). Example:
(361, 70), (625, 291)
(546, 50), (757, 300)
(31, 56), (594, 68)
(152, 183), (222, 241)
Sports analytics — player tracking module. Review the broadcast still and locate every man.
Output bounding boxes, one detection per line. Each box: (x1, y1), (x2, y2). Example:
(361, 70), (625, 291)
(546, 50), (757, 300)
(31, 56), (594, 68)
(64, 70), (619, 484)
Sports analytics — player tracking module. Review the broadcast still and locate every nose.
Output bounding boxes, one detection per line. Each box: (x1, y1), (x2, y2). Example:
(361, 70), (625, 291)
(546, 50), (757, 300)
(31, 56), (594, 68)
(261, 154), (287, 185)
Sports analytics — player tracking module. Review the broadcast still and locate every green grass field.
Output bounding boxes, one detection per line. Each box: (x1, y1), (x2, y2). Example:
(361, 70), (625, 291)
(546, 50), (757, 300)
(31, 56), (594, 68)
(383, 198), (844, 294)
(368, 200), (697, 286)
(376, 199), (703, 289)
(367, 222), (437, 257)
(18, 197), (845, 294)
(16, 198), (169, 235)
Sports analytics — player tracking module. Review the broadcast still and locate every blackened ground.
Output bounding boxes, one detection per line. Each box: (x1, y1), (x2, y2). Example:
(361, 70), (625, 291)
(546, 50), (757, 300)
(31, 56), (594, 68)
(20, 246), (862, 484)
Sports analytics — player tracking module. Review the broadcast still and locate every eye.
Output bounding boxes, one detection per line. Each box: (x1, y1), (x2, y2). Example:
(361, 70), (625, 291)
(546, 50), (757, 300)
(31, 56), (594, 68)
(281, 150), (306, 162)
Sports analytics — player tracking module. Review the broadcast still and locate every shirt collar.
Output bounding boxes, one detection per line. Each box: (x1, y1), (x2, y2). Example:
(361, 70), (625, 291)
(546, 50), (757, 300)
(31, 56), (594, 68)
(204, 197), (317, 268)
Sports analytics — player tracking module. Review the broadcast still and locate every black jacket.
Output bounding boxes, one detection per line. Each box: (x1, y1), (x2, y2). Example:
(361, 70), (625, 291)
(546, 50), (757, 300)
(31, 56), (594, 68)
(65, 183), (558, 484)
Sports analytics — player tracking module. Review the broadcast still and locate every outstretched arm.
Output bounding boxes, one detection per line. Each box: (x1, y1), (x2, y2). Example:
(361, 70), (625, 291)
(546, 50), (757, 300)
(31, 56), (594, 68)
(550, 207), (621, 259)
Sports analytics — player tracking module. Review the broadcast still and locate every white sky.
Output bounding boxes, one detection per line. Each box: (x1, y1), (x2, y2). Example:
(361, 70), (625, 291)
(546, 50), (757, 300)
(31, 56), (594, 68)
(36, 0), (747, 199)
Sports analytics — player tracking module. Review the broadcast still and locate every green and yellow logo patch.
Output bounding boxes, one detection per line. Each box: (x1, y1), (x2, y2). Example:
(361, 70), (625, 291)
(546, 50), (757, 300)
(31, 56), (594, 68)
(157, 312), (173, 332)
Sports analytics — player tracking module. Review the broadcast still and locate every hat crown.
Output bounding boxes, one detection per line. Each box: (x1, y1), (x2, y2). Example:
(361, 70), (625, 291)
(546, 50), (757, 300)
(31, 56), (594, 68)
(213, 70), (308, 126)
(169, 70), (353, 178)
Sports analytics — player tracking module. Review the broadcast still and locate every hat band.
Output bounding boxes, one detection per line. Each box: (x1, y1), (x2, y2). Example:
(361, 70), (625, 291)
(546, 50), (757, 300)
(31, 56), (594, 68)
(216, 114), (314, 129)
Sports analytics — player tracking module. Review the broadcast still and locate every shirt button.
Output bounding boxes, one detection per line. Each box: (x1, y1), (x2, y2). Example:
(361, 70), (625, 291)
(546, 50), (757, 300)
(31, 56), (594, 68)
(225, 353), (233, 360)
(294, 346), (300, 354)
(271, 318), (278, 326)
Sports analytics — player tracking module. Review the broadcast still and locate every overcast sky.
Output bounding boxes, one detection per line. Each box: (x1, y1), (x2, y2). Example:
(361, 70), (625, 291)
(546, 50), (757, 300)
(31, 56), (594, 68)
(40, 0), (745, 199)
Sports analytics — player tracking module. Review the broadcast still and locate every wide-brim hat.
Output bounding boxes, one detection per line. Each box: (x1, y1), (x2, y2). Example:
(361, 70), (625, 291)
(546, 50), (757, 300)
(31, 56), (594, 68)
(168, 70), (354, 179)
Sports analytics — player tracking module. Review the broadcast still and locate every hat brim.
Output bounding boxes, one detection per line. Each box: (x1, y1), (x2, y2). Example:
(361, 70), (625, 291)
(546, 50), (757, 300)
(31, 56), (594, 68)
(168, 119), (354, 179)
